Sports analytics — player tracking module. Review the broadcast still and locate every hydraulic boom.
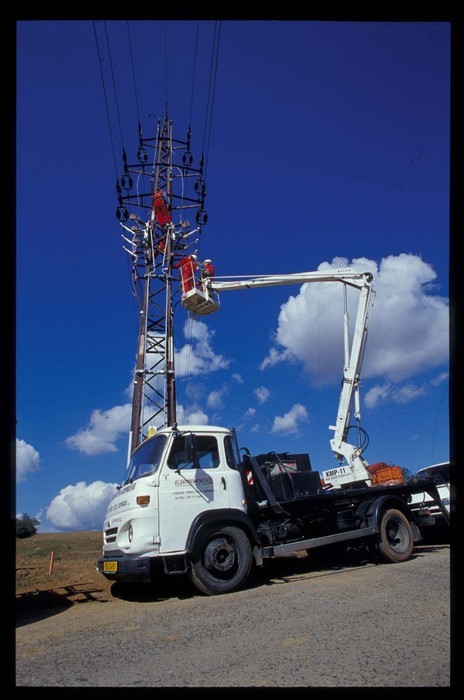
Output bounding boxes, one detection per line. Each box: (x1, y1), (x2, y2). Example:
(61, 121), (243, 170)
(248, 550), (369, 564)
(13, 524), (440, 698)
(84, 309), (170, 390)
(192, 267), (376, 487)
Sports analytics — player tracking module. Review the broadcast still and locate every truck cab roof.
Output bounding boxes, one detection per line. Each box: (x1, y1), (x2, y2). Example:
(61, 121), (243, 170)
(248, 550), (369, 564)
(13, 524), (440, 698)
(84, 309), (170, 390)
(153, 424), (232, 435)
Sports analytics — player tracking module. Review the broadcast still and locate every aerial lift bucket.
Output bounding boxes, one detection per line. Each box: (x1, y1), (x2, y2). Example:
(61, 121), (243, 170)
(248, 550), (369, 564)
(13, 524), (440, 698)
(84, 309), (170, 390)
(181, 287), (220, 316)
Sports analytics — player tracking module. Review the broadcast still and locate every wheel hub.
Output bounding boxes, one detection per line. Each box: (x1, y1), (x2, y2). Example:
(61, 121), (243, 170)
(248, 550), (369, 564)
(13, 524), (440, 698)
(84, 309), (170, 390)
(204, 537), (236, 572)
(387, 521), (406, 551)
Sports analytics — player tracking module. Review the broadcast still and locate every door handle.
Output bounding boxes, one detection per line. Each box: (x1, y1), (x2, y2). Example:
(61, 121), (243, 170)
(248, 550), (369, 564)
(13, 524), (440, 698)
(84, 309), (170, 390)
(221, 477), (226, 490)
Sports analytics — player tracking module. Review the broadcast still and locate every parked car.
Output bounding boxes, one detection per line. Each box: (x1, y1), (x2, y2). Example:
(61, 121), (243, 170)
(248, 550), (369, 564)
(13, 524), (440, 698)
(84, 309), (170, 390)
(408, 462), (450, 541)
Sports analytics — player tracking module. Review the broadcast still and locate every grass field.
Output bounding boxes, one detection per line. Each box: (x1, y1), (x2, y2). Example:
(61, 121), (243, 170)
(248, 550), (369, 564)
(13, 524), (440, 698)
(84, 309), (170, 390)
(16, 531), (114, 611)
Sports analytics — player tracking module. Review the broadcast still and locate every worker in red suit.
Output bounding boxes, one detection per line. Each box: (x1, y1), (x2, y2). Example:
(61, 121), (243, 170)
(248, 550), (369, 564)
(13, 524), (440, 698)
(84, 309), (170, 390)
(150, 190), (171, 261)
(152, 190), (171, 227)
(155, 235), (166, 257)
(202, 259), (215, 279)
(200, 258), (215, 291)
(174, 254), (199, 294)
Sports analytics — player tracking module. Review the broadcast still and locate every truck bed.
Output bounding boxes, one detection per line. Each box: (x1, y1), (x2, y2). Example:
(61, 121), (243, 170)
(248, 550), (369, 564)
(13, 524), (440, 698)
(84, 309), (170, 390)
(242, 453), (449, 525)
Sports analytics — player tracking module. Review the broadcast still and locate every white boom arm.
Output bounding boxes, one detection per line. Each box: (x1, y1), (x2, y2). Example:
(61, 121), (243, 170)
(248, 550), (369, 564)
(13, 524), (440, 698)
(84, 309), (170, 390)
(204, 267), (376, 486)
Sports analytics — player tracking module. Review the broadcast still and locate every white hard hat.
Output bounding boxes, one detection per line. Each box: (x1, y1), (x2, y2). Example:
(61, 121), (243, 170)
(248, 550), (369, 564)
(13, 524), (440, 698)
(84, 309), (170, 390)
(204, 259), (212, 264)
(191, 254), (198, 260)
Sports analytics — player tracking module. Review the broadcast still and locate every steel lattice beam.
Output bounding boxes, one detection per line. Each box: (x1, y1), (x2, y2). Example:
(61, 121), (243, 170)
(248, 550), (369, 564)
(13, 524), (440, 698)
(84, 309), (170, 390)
(116, 116), (207, 456)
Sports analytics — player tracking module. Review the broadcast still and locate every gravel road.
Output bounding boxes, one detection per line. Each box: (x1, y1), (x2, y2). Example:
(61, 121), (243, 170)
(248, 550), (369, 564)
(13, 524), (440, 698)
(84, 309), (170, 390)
(15, 543), (451, 688)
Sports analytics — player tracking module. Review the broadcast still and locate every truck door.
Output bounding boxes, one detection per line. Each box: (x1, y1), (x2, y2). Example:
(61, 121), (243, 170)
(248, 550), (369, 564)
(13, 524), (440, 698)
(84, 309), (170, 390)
(158, 434), (232, 554)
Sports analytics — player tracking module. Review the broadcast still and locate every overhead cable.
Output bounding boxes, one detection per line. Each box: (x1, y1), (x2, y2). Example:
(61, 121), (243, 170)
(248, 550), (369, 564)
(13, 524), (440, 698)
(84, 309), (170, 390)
(93, 20), (118, 178)
(104, 20), (125, 154)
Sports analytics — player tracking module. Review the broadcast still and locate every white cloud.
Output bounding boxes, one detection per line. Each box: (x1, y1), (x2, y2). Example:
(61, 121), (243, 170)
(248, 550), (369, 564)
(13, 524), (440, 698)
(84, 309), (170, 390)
(175, 318), (229, 376)
(364, 384), (391, 408)
(176, 403), (209, 425)
(45, 481), (118, 530)
(66, 319), (228, 456)
(260, 347), (291, 370)
(16, 439), (41, 483)
(430, 371), (449, 387)
(207, 385), (228, 410)
(183, 381), (206, 401)
(65, 404), (132, 456)
(365, 371), (447, 408)
(244, 407), (256, 418)
(232, 373), (244, 384)
(393, 384), (428, 403)
(261, 254), (448, 392)
(271, 403), (309, 435)
(254, 386), (271, 404)
(364, 382), (424, 408)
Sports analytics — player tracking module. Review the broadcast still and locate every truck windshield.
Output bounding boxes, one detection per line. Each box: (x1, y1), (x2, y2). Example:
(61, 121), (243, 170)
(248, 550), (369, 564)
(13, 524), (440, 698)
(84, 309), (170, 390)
(416, 463), (450, 484)
(123, 434), (168, 484)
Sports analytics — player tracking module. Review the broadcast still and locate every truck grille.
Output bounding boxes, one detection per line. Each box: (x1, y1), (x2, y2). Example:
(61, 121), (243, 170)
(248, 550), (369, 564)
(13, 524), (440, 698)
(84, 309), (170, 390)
(104, 527), (118, 544)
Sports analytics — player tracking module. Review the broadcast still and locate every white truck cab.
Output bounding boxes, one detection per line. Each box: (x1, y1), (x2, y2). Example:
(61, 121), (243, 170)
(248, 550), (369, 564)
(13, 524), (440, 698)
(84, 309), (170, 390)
(99, 425), (246, 582)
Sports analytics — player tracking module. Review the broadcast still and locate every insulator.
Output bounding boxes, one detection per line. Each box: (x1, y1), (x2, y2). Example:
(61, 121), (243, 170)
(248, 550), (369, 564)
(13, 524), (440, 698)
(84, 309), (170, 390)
(137, 148), (148, 163)
(194, 180), (206, 194)
(121, 175), (133, 190)
(118, 194), (123, 206)
(183, 151), (193, 166)
(199, 154), (204, 170)
(116, 207), (129, 221)
(196, 209), (208, 225)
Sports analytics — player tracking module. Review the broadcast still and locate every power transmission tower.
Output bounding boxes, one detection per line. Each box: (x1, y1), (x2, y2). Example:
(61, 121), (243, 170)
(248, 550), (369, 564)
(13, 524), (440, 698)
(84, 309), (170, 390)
(116, 115), (208, 457)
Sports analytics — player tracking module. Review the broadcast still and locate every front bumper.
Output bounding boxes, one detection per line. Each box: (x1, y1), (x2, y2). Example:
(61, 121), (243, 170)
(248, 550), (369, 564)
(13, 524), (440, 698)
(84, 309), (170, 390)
(97, 554), (152, 582)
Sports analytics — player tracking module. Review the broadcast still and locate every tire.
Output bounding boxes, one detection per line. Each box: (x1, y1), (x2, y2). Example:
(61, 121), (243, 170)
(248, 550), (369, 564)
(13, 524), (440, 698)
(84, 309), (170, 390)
(190, 525), (252, 596)
(377, 508), (414, 563)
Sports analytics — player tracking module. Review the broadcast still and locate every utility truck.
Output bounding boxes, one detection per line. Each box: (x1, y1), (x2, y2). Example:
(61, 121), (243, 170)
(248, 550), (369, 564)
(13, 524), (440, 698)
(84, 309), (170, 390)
(98, 267), (448, 595)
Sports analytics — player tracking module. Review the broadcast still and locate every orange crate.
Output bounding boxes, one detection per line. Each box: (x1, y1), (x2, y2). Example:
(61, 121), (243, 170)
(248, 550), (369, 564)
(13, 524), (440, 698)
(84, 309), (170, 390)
(368, 462), (404, 486)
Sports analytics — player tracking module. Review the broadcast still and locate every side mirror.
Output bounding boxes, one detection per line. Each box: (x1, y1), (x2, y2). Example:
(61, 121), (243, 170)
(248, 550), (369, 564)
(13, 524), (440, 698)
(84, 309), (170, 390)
(185, 433), (197, 464)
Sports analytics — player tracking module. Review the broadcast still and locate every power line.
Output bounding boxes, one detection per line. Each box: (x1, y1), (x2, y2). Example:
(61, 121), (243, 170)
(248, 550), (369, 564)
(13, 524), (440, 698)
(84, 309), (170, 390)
(164, 21), (169, 114)
(188, 21), (200, 130)
(126, 20), (141, 126)
(202, 21), (222, 179)
(104, 20), (125, 154)
(93, 21), (118, 179)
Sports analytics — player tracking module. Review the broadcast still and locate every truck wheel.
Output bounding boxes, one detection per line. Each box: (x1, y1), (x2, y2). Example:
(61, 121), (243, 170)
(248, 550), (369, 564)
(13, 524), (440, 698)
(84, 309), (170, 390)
(378, 508), (414, 563)
(190, 525), (252, 596)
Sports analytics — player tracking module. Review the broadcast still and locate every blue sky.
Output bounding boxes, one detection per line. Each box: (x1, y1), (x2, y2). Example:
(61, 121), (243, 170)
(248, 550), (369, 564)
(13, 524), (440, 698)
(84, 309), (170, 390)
(16, 20), (451, 532)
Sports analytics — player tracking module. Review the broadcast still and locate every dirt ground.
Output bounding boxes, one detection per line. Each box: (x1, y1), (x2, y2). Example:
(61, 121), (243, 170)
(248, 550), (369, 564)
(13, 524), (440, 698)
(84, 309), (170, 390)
(16, 531), (115, 614)
(16, 525), (450, 618)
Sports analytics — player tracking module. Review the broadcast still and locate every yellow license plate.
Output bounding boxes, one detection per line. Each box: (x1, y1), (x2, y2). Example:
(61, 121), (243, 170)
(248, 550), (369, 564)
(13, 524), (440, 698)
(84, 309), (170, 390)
(103, 561), (118, 573)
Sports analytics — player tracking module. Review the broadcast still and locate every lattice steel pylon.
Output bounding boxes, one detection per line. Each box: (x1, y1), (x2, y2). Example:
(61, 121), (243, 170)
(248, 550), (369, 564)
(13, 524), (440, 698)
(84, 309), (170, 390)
(116, 115), (208, 457)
